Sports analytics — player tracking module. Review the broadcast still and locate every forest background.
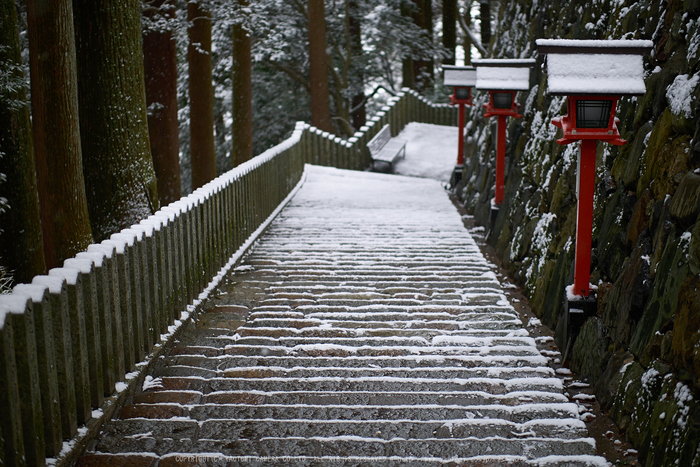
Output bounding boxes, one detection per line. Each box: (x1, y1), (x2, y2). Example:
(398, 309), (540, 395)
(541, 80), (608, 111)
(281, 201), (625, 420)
(0, 0), (490, 291)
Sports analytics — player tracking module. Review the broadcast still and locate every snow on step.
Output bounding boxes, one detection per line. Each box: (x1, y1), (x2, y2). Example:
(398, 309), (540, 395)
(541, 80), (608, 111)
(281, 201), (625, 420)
(81, 166), (608, 466)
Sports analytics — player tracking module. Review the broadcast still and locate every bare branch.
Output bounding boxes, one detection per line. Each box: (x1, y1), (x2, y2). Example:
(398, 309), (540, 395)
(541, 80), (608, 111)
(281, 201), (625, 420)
(458, 9), (488, 57)
(263, 60), (310, 90)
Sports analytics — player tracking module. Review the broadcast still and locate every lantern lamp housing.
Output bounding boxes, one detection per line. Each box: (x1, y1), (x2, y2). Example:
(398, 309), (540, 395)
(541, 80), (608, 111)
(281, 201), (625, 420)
(551, 95), (625, 145)
(473, 59), (535, 119)
(451, 86), (473, 105)
(492, 92), (514, 109)
(443, 65), (477, 106)
(535, 39), (653, 146)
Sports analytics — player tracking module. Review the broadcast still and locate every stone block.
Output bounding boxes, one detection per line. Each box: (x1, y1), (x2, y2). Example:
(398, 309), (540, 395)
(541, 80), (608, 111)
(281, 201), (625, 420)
(630, 226), (692, 357)
(670, 171), (700, 226)
(118, 404), (188, 420)
(671, 275), (700, 387)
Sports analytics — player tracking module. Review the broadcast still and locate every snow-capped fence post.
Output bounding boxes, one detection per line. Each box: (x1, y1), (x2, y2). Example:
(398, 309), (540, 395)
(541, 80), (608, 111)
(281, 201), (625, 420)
(536, 39), (653, 356)
(1, 294), (45, 466)
(111, 233), (146, 365)
(101, 239), (135, 374)
(11, 284), (63, 457)
(0, 295), (30, 466)
(80, 246), (122, 389)
(61, 259), (106, 409)
(46, 267), (92, 427)
(30, 275), (79, 441)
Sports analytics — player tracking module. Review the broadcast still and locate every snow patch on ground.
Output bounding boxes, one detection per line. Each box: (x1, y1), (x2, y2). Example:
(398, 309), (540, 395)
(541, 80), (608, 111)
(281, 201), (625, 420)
(393, 123), (459, 182)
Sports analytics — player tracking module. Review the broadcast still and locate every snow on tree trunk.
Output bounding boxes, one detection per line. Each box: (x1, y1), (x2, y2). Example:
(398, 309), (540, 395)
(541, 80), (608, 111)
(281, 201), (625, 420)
(143, 0), (182, 206)
(308, 0), (333, 133)
(187, 1), (217, 190)
(27, 0), (93, 270)
(0, 0), (47, 283)
(232, 0), (253, 167)
(74, 0), (160, 242)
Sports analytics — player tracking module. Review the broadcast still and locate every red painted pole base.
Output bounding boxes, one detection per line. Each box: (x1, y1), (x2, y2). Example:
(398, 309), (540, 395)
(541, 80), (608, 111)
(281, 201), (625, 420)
(495, 115), (507, 205)
(457, 103), (466, 166)
(573, 139), (597, 297)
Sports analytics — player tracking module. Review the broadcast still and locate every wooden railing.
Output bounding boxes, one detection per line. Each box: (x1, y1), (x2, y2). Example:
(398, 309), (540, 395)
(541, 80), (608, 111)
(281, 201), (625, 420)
(0, 89), (457, 466)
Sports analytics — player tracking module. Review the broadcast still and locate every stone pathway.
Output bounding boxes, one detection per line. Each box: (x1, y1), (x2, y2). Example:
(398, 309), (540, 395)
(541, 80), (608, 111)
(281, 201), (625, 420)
(78, 166), (609, 466)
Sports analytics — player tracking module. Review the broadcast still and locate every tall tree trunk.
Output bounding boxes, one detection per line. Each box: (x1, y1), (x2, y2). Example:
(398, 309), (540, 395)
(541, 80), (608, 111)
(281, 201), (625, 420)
(442, 0), (457, 65)
(415, 0), (433, 93)
(308, 0), (333, 132)
(27, 0), (93, 270)
(479, 0), (491, 48)
(232, 0), (253, 167)
(0, 0), (46, 284)
(188, 1), (217, 189)
(401, 0), (415, 89)
(143, 0), (182, 206)
(463, 1), (472, 65)
(402, 0), (433, 92)
(74, 0), (160, 242)
(347, 0), (365, 130)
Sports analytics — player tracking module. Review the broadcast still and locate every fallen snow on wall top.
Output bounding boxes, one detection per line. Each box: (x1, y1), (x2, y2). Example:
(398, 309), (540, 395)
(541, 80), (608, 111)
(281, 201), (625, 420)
(473, 59), (535, 90)
(536, 39), (653, 96)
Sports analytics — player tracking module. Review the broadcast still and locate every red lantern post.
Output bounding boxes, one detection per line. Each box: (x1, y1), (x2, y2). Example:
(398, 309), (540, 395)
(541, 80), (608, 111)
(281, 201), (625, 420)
(473, 59), (535, 208)
(536, 39), (652, 352)
(443, 66), (476, 186)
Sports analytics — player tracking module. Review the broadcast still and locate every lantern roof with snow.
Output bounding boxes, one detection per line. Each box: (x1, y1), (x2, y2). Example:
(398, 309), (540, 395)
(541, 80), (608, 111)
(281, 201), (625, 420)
(536, 39), (653, 96)
(473, 59), (535, 91)
(442, 65), (477, 87)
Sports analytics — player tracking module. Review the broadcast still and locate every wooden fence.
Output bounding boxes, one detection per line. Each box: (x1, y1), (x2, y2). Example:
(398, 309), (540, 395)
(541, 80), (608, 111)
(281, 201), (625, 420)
(0, 89), (457, 466)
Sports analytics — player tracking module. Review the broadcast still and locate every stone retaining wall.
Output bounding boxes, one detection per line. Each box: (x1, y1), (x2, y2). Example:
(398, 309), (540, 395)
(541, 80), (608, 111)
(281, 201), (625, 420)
(457, 1), (700, 465)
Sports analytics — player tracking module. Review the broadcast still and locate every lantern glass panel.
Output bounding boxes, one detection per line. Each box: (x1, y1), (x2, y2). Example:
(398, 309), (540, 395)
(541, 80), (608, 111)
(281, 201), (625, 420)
(455, 87), (470, 100)
(492, 92), (512, 109)
(575, 99), (612, 128)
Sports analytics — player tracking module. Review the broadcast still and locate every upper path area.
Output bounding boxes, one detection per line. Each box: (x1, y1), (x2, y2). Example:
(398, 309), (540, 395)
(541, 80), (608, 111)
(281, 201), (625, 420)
(78, 165), (609, 466)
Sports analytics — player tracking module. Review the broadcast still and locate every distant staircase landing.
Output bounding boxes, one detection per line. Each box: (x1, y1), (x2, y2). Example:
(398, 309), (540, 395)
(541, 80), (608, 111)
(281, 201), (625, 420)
(78, 166), (608, 466)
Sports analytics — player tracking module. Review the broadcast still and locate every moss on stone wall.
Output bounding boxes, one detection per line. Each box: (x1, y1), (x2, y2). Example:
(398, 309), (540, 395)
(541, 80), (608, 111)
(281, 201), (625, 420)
(457, 0), (700, 464)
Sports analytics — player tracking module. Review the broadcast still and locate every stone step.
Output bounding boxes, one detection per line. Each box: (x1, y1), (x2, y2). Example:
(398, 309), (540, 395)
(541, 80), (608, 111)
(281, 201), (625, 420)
(279, 304), (515, 315)
(248, 311), (522, 323)
(217, 343), (539, 358)
(237, 322), (523, 334)
(222, 335), (538, 348)
(159, 354), (551, 369)
(245, 269), (496, 278)
(107, 416), (588, 441)
(201, 376), (564, 394)
(94, 432), (595, 458)
(252, 275), (499, 284)
(235, 326), (522, 340)
(138, 389), (567, 406)
(162, 358), (553, 380)
(78, 453), (609, 467)
(265, 299), (474, 308)
(259, 281), (500, 290)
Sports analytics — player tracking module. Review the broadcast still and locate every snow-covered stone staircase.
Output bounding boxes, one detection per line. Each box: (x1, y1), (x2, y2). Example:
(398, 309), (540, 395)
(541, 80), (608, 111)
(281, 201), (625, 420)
(78, 166), (608, 466)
